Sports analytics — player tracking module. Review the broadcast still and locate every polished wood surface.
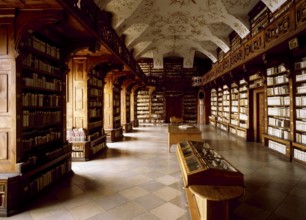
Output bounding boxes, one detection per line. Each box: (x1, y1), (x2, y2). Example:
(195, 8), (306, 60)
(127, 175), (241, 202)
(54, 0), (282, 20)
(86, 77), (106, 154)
(189, 185), (244, 201)
(168, 125), (201, 152)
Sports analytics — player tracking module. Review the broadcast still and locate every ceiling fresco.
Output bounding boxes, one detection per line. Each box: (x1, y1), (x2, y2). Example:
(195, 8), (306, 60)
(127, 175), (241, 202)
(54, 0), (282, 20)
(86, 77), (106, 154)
(94, 0), (287, 68)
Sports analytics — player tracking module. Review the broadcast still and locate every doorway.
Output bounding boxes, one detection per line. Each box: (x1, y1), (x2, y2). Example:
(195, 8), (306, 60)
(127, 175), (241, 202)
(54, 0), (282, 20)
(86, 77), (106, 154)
(253, 88), (265, 143)
(165, 95), (183, 123)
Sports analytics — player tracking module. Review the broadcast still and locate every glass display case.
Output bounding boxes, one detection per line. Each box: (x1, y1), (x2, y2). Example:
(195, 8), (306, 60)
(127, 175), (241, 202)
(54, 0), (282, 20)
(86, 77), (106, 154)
(176, 140), (244, 187)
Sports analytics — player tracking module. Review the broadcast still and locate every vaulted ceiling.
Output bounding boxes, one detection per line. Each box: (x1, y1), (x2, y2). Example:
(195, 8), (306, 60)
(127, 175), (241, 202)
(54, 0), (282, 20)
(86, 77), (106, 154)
(94, 0), (287, 68)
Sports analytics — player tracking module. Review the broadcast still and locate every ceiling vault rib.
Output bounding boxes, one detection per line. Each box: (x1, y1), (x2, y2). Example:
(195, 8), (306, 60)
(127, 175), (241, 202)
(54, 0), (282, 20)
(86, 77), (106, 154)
(94, 0), (288, 67)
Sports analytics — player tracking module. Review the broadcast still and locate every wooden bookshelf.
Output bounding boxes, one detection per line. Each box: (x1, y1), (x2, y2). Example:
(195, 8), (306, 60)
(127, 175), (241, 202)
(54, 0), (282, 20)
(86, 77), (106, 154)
(209, 89), (217, 127)
(238, 79), (249, 138)
(121, 83), (133, 133)
(104, 73), (123, 142)
(293, 57), (306, 163)
(216, 87), (228, 132)
(151, 90), (165, 123)
(183, 91), (197, 124)
(0, 30), (73, 216)
(263, 63), (292, 159)
(136, 89), (150, 123)
(66, 61), (107, 161)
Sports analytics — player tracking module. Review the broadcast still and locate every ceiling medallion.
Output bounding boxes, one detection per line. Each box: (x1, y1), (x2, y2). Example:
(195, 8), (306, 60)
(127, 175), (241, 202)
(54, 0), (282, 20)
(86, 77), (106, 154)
(170, 0), (196, 7)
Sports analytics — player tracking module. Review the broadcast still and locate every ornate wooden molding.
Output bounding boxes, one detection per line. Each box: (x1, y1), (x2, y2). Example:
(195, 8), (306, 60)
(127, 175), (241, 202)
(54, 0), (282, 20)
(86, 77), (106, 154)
(59, 0), (147, 84)
(197, 2), (306, 88)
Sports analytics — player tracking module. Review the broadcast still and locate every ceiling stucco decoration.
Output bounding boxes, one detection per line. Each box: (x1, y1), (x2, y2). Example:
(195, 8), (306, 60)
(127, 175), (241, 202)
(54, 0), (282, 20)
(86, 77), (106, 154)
(94, 0), (287, 67)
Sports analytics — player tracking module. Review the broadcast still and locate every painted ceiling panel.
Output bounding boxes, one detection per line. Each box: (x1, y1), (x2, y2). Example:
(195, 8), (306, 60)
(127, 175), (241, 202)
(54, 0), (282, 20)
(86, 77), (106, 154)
(94, 0), (287, 66)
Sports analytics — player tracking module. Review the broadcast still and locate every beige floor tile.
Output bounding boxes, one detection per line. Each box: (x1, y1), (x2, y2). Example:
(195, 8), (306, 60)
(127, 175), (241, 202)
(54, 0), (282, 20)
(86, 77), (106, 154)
(119, 186), (149, 200)
(132, 212), (160, 220)
(150, 202), (186, 220)
(105, 201), (146, 219)
(127, 174), (152, 185)
(94, 193), (127, 210)
(134, 193), (165, 210)
(156, 175), (179, 185)
(153, 186), (182, 201)
(68, 200), (104, 220)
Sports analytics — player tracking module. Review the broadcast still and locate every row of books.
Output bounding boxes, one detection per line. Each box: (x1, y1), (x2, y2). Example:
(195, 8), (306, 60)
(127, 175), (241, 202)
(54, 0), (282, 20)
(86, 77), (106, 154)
(268, 140), (286, 155)
(89, 109), (102, 118)
(88, 120), (102, 130)
(267, 75), (288, 86)
(88, 100), (103, 107)
(67, 128), (87, 142)
(231, 106), (238, 112)
(23, 130), (61, 151)
(296, 133), (306, 145)
(296, 109), (306, 118)
(296, 72), (306, 82)
(23, 54), (60, 74)
(27, 161), (70, 196)
(137, 106), (149, 110)
(23, 110), (61, 127)
(23, 75), (62, 91)
(26, 35), (60, 59)
(295, 59), (306, 70)
(89, 88), (103, 96)
(88, 77), (103, 87)
(267, 85), (289, 95)
(91, 142), (106, 154)
(293, 148), (306, 162)
(22, 93), (60, 107)
(268, 107), (290, 117)
(267, 96), (290, 106)
(268, 117), (290, 127)
(267, 64), (286, 76)
(296, 121), (306, 132)
(296, 84), (306, 94)
(240, 93), (248, 99)
(268, 126), (290, 139)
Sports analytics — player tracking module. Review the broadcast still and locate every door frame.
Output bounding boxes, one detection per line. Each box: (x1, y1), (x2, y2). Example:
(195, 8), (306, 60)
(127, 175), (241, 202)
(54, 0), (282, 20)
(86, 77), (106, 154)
(253, 87), (265, 143)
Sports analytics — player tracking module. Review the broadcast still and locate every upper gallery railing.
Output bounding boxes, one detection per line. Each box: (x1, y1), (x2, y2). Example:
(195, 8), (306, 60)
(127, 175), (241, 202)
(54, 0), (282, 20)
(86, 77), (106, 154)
(60, 0), (146, 83)
(192, 0), (306, 87)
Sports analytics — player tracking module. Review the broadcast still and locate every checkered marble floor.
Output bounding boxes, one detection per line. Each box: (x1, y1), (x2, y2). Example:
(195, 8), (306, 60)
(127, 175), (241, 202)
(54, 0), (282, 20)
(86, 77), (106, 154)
(5, 124), (306, 220)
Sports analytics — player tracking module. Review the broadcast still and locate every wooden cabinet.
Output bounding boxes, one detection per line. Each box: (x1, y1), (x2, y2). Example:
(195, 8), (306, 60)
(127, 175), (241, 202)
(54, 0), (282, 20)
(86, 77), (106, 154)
(176, 140), (244, 220)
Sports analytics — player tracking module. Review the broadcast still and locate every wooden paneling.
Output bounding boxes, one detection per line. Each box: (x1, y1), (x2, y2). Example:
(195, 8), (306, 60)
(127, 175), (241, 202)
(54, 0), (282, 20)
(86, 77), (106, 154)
(75, 87), (84, 111)
(0, 74), (8, 113)
(0, 27), (8, 56)
(75, 60), (87, 81)
(75, 117), (84, 129)
(0, 132), (8, 160)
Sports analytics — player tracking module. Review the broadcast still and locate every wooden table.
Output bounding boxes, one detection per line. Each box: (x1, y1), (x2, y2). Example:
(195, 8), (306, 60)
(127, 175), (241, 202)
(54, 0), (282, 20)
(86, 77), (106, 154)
(168, 124), (202, 152)
(188, 185), (244, 220)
